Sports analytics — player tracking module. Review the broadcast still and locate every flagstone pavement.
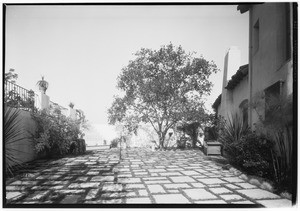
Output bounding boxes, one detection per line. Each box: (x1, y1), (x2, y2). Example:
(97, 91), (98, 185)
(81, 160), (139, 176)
(5, 148), (292, 207)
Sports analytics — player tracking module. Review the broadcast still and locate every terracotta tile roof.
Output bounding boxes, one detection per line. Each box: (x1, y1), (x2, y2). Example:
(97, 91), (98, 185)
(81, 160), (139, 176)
(212, 94), (222, 111)
(225, 64), (249, 90)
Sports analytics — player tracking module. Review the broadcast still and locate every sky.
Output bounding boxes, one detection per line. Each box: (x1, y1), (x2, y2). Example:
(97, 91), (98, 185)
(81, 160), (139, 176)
(5, 5), (249, 139)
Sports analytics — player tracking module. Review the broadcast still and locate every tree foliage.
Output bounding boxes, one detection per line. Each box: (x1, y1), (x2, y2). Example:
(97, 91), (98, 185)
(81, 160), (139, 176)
(108, 43), (218, 148)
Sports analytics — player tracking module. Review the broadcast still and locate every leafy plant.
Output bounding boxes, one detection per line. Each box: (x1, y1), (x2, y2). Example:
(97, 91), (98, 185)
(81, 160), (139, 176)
(110, 138), (119, 148)
(251, 93), (293, 191)
(108, 43), (218, 149)
(5, 68), (18, 83)
(233, 133), (274, 178)
(31, 108), (85, 158)
(218, 113), (274, 179)
(218, 113), (250, 148)
(36, 76), (49, 94)
(4, 106), (29, 176)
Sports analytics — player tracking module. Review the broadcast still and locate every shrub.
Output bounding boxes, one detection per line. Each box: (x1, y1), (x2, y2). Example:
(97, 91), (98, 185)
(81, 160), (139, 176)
(232, 133), (274, 178)
(218, 113), (274, 179)
(31, 109), (85, 158)
(251, 93), (293, 191)
(177, 136), (188, 149)
(110, 138), (119, 148)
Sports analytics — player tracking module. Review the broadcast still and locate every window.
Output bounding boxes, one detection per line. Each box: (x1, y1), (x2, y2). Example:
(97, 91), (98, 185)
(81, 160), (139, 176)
(253, 19), (260, 53)
(264, 81), (283, 122)
(239, 99), (249, 127)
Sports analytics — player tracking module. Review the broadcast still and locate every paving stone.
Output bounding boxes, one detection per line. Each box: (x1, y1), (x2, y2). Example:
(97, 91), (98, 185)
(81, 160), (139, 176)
(68, 182), (101, 189)
(102, 183), (123, 192)
(86, 171), (99, 176)
(91, 176), (114, 182)
(167, 168), (184, 171)
(48, 185), (64, 190)
(102, 192), (136, 198)
(183, 188), (218, 200)
(195, 200), (227, 204)
(117, 174), (132, 178)
(190, 183), (206, 188)
(6, 186), (26, 191)
(168, 189), (180, 193)
(231, 200), (255, 204)
(142, 177), (167, 181)
(148, 169), (166, 173)
(47, 175), (62, 180)
(27, 190), (50, 200)
(164, 183), (191, 189)
(192, 175), (207, 179)
(169, 176), (196, 183)
(159, 172), (182, 176)
(197, 178), (226, 185)
(144, 177), (172, 183)
(86, 162), (97, 165)
(222, 177), (245, 183)
(180, 170), (200, 176)
(10, 181), (38, 186)
(76, 177), (89, 182)
(126, 197), (151, 203)
(150, 173), (159, 176)
(256, 199), (292, 207)
(118, 178), (141, 183)
(138, 189), (149, 196)
(224, 184), (241, 190)
(134, 172), (149, 175)
(6, 192), (24, 200)
(236, 189), (281, 200)
(194, 169), (208, 173)
(236, 182), (257, 189)
(125, 184), (145, 189)
(86, 189), (99, 200)
(147, 185), (166, 193)
(220, 194), (245, 201)
(209, 187), (232, 194)
(61, 195), (81, 204)
(56, 189), (86, 194)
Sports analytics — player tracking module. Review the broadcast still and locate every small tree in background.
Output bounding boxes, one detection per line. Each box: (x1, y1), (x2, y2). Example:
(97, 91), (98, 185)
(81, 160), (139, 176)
(108, 43), (218, 149)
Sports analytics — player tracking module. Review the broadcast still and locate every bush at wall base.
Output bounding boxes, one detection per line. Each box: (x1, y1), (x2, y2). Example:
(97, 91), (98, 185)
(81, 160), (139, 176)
(31, 109), (86, 158)
(69, 139), (86, 155)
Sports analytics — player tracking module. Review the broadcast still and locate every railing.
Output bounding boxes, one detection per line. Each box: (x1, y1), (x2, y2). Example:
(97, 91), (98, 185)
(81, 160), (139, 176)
(50, 100), (69, 116)
(4, 80), (38, 112)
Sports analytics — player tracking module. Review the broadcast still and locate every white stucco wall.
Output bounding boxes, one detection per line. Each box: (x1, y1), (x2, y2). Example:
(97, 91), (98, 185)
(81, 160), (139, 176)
(249, 3), (293, 128)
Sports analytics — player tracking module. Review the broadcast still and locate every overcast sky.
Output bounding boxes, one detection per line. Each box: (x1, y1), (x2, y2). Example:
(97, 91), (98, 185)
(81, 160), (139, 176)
(5, 5), (249, 127)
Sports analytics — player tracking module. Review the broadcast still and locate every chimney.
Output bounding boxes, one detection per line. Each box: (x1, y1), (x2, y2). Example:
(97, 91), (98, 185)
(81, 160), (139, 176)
(222, 46), (241, 88)
(219, 46), (241, 120)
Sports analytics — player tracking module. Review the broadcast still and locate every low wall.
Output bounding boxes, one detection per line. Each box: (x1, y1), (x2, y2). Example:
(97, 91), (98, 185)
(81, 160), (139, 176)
(6, 108), (37, 167)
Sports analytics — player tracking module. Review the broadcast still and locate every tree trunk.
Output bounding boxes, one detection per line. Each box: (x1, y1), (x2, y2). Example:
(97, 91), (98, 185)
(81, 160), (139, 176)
(191, 130), (198, 148)
(158, 132), (166, 150)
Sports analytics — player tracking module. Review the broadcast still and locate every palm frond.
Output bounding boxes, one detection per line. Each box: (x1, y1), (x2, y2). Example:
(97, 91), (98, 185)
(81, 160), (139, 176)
(4, 105), (30, 176)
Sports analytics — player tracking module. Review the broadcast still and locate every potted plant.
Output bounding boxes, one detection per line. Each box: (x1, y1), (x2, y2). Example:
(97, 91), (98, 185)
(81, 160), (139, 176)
(69, 102), (74, 109)
(36, 76), (49, 94)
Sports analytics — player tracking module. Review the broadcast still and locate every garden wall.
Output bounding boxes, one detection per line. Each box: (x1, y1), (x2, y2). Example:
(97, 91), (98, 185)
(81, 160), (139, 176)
(7, 108), (37, 167)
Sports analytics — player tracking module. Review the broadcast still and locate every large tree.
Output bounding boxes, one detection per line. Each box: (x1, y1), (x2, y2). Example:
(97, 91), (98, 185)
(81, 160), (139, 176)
(108, 43), (218, 149)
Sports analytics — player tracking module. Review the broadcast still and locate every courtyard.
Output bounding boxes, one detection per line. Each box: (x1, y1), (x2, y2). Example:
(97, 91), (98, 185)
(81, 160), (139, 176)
(5, 148), (291, 207)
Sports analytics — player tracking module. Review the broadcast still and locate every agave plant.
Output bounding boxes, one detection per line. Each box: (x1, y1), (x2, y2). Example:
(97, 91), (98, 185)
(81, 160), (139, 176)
(36, 76), (49, 94)
(4, 105), (28, 176)
(218, 113), (250, 145)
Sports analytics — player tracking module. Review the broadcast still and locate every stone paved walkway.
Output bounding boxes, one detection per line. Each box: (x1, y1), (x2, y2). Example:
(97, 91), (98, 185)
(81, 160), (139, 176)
(5, 148), (292, 207)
